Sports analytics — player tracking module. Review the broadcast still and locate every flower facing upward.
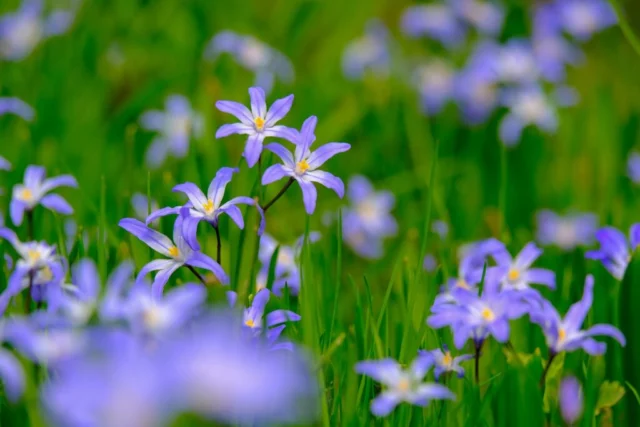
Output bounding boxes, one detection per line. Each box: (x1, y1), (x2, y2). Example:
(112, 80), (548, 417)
(215, 87), (297, 167)
(529, 275), (626, 355)
(262, 116), (350, 215)
(10, 165), (78, 226)
(585, 224), (640, 280)
(492, 242), (556, 292)
(418, 345), (472, 380)
(355, 356), (455, 417)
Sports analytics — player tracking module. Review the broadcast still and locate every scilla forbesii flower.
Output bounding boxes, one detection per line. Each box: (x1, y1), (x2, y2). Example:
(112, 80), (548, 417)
(11, 165), (78, 226)
(555, 0), (617, 41)
(119, 216), (228, 297)
(215, 87), (297, 167)
(0, 97), (34, 120)
(342, 20), (390, 80)
(262, 116), (351, 215)
(530, 275), (625, 356)
(418, 345), (472, 380)
(586, 225), (640, 280)
(492, 242), (556, 292)
(146, 167), (265, 251)
(355, 356), (455, 417)
(536, 210), (598, 251)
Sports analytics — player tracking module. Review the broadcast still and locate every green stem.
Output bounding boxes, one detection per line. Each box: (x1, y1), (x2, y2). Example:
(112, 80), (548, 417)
(261, 178), (294, 212)
(186, 265), (206, 286)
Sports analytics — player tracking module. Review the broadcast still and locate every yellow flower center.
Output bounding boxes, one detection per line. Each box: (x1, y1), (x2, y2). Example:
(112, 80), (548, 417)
(202, 199), (215, 215)
(397, 378), (410, 392)
(168, 246), (180, 258)
(456, 279), (470, 289)
(507, 268), (520, 281)
(39, 266), (53, 282)
(442, 352), (453, 367)
(27, 250), (40, 262)
(481, 307), (495, 322)
(21, 188), (33, 201)
(558, 328), (566, 342)
(254, 116), (265, 131)
(245, 319), (255, 328)
(295, 159), (310, 175)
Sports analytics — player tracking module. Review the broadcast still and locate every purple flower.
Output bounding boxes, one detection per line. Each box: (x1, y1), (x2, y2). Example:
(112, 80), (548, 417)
(423, 254), (437, 272)
(401, 4), (466, 47)
(450, 0), (504, 36)
(498, 85), (559, 146)
(0, 156), (10, 171)
(0, 0), (75, 61)
(536, 210), (598, 251)
(586, 225), (640, 280)
(10, 165), (77, 226)
(215, 87), (296, 167)
(628, 152), (640, 184)
(342, 175), (397, 259)
(559, 376), (584, 424)
(492, 242), (556, 292)
(418, 345), (472, 380)
(492, 39), (540, 83)
(355, 356), (455, 417)
(452, 46), (499, 123)
(342, 20), (390, 80)
(131, 192), (159, 225)
(432, 220), (449, 240)
(0, 97), (34, 120)
(204, 31), (294, 94)
(147, 167), (265, 251)
(119, 217), (228, 297)
(0, 345), (25, 402)
(413, 59), (456, 116)
(555, 0), (617, 41)
(428, 269), (529, 348)
(530, 275), (626, 355)
(263, 116), (350, 214)
(140, 95), (203, 169)
(0, 227), (65, 315)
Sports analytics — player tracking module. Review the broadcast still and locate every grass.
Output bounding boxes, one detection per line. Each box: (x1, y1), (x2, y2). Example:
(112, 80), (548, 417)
(1, 0), (640, 425)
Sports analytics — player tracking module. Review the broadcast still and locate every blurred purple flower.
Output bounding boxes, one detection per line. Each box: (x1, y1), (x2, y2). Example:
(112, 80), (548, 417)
(342, 20), (390, 80)
(215, 87), (297, 167)
(555, 0), (617, 41)
(423, 254), (437, 273)
(451, 0), (504, 36)
(140, 95), (203, 169)
(147, 167), (265, 250)
(10, 165), (77, 226)
(492, 242), (556, 292)
(0, 328), (25, 402)
(263, 116), (350, 214)
(131, 193), (159, 226)
(413, 59), (456, 115)
(0, 0), (75, 61)
(119, 217), (228, 297)
(452, 45), (499, 123)
(530, 275), (625, 355)
(559, 376), (584, 424)
(401, 4), (466, 46)
(342, 175), (397, 259)
(585, 224), (640, 280)
(536, 210), (598, 251)
(432, 220), (449, 240)
(0, 156), (10, 171)
(628, 152), (640, 184)
(355, 356), (454, 417)
(498, 85), (559, 146)
(491, 39), (540, 84)
(0, 97), (34, 120)
(418, 345), (472, 380)
(204, 31), (294, 94)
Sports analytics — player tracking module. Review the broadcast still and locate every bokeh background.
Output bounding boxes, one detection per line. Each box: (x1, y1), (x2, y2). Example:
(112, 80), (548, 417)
(2, 0), (640, 425)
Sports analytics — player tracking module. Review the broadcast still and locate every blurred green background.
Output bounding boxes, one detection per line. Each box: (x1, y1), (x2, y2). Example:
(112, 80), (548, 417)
(2, 0), (640, 426)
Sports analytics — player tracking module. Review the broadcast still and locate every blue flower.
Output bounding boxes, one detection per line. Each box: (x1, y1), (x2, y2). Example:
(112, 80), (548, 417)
(204, 31), (294, 94)
(536, 210), (598, 251)
(10, 165), (77, 226)
(215, 87), (297, 167)
(452, 46), (499, 124)
(628, 152), (640, 184)
(559, 376), (584, 424)
(401, 4), (466, 47)
(263, 116), (350, 214)
(140, 95), (203, 169)
(585, 225), (640, 280)
(413, 59), (456, 116)
(119, 217), (228, 297)
(0, 97), (34, 120)
(498, 85), (559, 146)
(555, 0), (617, 41)
(418, 345), (472, 380)
(355, 356), (455, 417)
(492, 242), (556, 292)
(342, 20), (390, 80)
(530, 275), (626, 355)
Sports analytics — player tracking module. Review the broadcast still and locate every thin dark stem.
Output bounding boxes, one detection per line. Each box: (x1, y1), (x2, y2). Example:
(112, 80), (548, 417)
(24, 210), (34, 314)
(186, 265), (206, 286)
(261, 178), (295, 212)
(474, 340), (483, 385)
(539, 351), (557, 387)
(214, 225), (221, 265)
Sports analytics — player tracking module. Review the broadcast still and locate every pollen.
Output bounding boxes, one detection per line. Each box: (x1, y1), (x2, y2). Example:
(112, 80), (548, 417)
(442, 352), (453, 367)
(21, 188), (33, 201)
(558, 327), (566, 342)
(168, 246), (180, 258)
(202, 199), (215, 215)
(245, 319), (255, 328)
(295, 159), (310, 175)
(254, 116), (265, 131)
(27, 250), (40, 261)
(507, 268), (520, 281)
(481, 307), (495, 322)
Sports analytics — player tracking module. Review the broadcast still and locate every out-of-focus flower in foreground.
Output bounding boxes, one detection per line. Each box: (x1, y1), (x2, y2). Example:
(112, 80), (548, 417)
(559, 376), (584, 425)
(536, 210), (598, 251)
(418, 345), (472, 380)
(586, 224), (640, 280)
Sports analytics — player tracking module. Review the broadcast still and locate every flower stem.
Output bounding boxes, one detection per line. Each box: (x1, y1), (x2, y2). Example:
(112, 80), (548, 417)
(539, 351), (557, 387)
(474, 340), (483, 385)
(186, 265), (206, 286)
(213, 224), (222, 265)
(24, 210), (34, 314)
(261, 178), (295, 212)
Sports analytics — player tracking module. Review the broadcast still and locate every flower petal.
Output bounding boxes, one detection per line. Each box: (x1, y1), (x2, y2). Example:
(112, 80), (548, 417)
(262, 164), (289, 185)
(585, 324), (626, 346)
(215, 123), (254, 138)
(305, 170), (344, 198)
(354, 359), (402, 385)
(24, 166), (45, 188)
(40, 194), (73, 215)
(219, 204), (244, 229)
(136, 259), (176, 284)
(563, 275), (594, 331)
(119, 218), (175, 257)
(307, 143), (351, 169)
(265, 94), (294, 126)
(370, 392), (401, 417)
(207, 167), (239, 208)
(514, 242), (542, 269)
(40, 175), (78, 194)
(263, 125), (298, 143)
(266, 309), (301, 327)
(146, 206), (181, 225)
(243, 133), (265, 168)
(0, 350), (24, 402)
(249, 87), (267, 118)
(9, 200), (25, 227)
(150, 262), (182, 298)
(186, 252), (229, 285)
(172, 182), (207, 211)
(215, 101), (253, 125)
(298, 179), (318, 215)
(181, 214), (203, 251)
(525, 268), (556, 289)
(264, 143), (294, 167)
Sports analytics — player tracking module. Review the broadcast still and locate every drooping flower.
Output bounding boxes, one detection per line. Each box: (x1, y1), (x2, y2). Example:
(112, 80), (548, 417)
(628, 152), (640, 184)
(10, 165), (78, 226)
(262, 116), (350, 215)
(204, 31), (294, 94)
(559, 376), (584, 424)
(585, 225), (640, 280)
(418, 345), (472, 380)
(0, 227), (65, 315)
(492, 242), (556, 292)
(555, 0), (617, 41)
(355, 356), (455, 417)
(536, 210), (598, 251)
(140, 95), (203, 169)
(119, 217), (228, 297)
(342, 20), (390, 80)
(530, 275), (626, 355)
(341, 175), (397, 259)
(0, 0), (75, 61)
(147, 167), (265, 251)
(0, 97), (35, 120)
(215, 87), (296, 167)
